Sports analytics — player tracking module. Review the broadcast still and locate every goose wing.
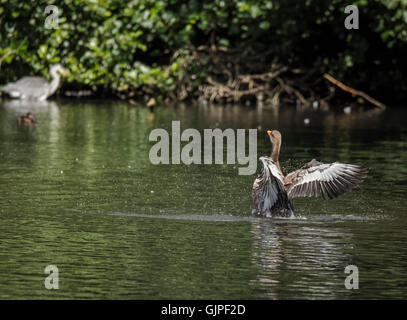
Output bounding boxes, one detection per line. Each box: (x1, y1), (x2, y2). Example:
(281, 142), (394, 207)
(252, 157), (289, 214)
(285, 159), (368, 200)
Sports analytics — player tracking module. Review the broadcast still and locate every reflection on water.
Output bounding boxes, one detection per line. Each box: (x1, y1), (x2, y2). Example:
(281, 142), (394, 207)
(0, 99), (406, 299)
(250, 219), (353, 299)
(2, 99), (60, 114)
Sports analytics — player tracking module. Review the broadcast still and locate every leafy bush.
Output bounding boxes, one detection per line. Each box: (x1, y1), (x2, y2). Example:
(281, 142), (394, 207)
(1, 0), (406, 103)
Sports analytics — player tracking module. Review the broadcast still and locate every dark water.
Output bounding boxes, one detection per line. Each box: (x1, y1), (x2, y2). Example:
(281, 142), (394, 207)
(0, 99), (406, 299)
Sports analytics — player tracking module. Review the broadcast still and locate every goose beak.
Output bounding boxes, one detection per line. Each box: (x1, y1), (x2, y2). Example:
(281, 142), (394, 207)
(267, 130), (272, 136)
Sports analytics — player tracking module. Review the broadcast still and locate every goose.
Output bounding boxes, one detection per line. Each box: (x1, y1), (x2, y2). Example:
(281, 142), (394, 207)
(252, 130), (367, 217)
(1, 64), (68, 101)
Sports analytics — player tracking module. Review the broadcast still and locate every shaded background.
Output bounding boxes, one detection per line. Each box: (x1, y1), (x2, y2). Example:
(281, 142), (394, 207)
(1, 0), (406, 103)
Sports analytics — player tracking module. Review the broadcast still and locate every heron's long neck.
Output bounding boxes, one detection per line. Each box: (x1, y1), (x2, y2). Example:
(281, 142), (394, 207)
(49, 71), (61, 96)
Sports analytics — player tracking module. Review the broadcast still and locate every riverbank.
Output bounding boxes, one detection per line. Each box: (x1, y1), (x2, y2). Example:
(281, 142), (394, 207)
(1, 1), (406, 107)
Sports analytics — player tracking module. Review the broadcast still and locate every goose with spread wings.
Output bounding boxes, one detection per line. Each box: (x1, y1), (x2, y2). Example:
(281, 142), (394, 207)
(252, 130), (368, 217)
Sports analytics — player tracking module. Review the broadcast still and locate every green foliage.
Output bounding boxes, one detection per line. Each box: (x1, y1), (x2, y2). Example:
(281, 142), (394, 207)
(0, 0), (406, 100)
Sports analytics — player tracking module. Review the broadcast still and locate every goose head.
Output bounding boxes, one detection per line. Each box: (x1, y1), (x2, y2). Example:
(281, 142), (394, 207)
(267, 129), (281, 145)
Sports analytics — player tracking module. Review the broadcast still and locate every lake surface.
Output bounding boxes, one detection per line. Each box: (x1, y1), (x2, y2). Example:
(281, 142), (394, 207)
(0, 99), (406, 299)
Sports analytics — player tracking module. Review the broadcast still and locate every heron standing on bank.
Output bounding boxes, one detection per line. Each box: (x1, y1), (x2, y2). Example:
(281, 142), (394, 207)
(1, 64), (68, 101)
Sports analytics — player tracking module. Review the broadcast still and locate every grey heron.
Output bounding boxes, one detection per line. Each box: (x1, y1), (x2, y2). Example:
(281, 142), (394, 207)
(1, 64), (68, 101)
(252, 130), (368, 217)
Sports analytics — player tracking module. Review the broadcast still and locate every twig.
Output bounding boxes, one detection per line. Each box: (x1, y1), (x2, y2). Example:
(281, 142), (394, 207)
(323, 73), (386, 110)
(276, 77), (309, 106)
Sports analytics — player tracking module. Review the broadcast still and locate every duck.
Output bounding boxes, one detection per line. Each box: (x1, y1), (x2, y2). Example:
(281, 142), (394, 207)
(18, 112), (36, 125)
(147, 97), (157, 108)
(252, 130), (367, 218)
(2, 64), (68, 101)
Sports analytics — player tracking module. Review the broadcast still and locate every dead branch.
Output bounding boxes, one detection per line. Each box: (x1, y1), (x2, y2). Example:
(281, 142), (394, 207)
(323, 73), (386, 110)
(168, 46), (384, 109)
(276, 77), (309, 106)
